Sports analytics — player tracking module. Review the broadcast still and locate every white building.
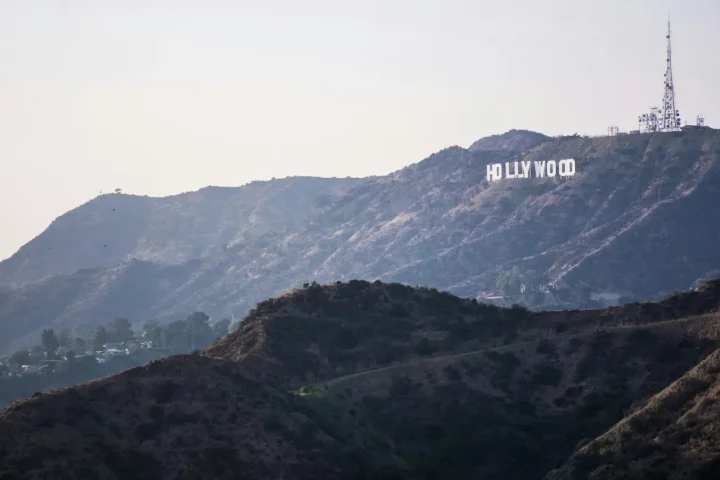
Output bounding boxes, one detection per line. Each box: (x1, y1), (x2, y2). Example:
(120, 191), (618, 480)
(21, 365), (49, 375)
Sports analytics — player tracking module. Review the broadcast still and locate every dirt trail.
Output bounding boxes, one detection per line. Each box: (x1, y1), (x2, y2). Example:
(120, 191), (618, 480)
(312, 314), (718, 390)
(316, 340), (536, 389)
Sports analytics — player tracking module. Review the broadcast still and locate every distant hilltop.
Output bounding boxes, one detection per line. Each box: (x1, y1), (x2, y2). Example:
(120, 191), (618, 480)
(1, 127), (720, 353)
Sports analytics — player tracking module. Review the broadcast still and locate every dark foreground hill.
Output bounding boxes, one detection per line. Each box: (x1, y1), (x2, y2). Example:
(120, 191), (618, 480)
(4, 280), (720, 479)
(0, 356), (406, 480)
(2, 128), (720, 352)
(545, 348), (720, 480)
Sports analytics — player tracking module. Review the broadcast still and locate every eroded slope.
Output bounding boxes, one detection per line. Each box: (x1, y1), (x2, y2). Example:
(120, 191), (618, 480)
(4, 129), (720, 353)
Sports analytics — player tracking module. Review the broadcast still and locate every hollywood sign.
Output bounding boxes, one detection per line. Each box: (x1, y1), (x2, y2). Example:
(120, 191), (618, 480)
(487, 159), (576, 182)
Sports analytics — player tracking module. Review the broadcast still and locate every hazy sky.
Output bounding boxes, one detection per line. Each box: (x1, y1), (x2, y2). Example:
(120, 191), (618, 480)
(1, 0), (718, 260)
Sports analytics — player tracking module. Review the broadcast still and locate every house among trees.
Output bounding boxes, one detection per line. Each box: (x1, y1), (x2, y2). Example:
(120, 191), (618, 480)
(21, 364), (50, 375)
(1, 311), (232, 380)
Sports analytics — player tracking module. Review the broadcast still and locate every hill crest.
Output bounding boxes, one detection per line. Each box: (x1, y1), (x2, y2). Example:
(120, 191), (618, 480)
(5, 280), (720, 478)
(2, 128), (720, 353)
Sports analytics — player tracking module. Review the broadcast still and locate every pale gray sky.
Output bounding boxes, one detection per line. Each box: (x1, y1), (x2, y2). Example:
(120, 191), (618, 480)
(1, 0), (718, 260)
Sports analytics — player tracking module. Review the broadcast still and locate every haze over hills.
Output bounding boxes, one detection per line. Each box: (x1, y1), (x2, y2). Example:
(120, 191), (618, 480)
(1, 127), (720, 353)
(0, 176), (363, 287)
(4, 279), (720, 479)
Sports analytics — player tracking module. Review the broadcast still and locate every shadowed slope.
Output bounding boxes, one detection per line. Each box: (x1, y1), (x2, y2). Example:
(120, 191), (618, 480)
(546, 347), (720, 480)
(205, 278), (720, 386)
(3, 280), (720, 479)
(0, 355), (406, 480)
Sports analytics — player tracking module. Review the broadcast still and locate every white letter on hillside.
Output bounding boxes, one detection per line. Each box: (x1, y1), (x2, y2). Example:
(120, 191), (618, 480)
(546, 160), (557, 177)
(534, 161), (546, 178)
(505, 162), (516, 179)
(521, 161), (531, 178)
(493, 163), (502, 180)
(487, 163), (502, 182)
(559, 159), (576, 177)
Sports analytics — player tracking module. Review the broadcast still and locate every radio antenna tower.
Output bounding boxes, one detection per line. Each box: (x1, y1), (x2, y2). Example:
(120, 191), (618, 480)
(659, 19), (681, 131)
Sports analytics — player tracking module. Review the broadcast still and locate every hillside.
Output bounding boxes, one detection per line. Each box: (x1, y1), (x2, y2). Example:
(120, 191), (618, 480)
(0, 259), (202, 351)
(4, 280), (720, 478)
(0, 355), (407, 480)
(2, 128), (720, 353)
(546, 347), (720, 480)
(204, 277), (720, 385)
(468, 128), (550, 152)
(0, 176), (362, 288)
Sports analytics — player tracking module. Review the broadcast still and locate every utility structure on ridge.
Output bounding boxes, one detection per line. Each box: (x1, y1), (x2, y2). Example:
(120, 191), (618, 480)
(638, 20), (682, 133)
(659, 20), (681, 131)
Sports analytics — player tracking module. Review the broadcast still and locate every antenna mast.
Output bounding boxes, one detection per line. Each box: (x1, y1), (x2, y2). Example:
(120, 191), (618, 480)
(659, 19), (681, 131)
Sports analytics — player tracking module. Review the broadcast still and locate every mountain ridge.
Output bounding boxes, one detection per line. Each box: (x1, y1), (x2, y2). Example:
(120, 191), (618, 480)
(1, 128), (720, 353)
(0, 176), (363, 288)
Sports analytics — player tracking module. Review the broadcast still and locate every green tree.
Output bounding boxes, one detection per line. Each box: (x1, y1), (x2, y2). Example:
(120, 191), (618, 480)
(41, 329), (60, 358)
(8, 350), (30, 366)
(57, 329), (73, 349)
(29, 346), (44, 363)
(92, 326), (109, 350)
(163, 320), (188, 349)
(142, 319), (163, 346)
(142, 319), (159, 336)
(185, 312), (213, 349)
(65, 350), (76, 362)
(213, 318), (231, 339)
(73, 336), (87, 351)
(109, 318), (135, 343)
